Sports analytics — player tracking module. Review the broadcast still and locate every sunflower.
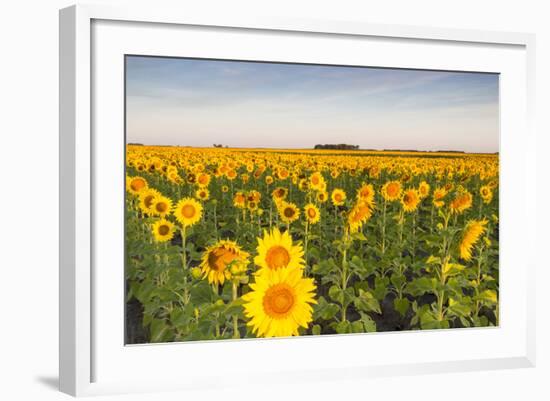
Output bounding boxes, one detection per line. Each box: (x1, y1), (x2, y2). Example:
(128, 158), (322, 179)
(278, 201), (300, 224)
(247, 190), (261, 203)
(459, 219), (488, 261)
(126, 176), (148, 195)
(317, 191), (329, 203)
(265, 175), (274, 185)
(432, 187), (447, 208)
(151, 195), (173, 217)
(272, 187), (288, 202)
(449, 191), (473, 214)
(276, 167), (290, 180)
(174, 197), (203, 227)
(348, 200), (373, 233)
(401, 188), (420, 212)
(151, 219), (175, 242)
(138, 188), (161, 214)
(309, 172), (325, 191)
(304, 203), (320, 225)
(254, 228), (304, 272)
(331, 188), (346, 206)
(233, 192), (246, 209)
(196, 172), (211, 187)
(222, 185), (229, 193)
(226, 170), (237, 181)
(199, 240), (249, 286)
(247, 200), (259, 212)
(195, 188), (210, 201)
(242, 266), (316, 338)
(381, 180), (402, 202)
(418, 181), (430, 198)
(356, 182), (375, 210)
(480, 185), (493, 204)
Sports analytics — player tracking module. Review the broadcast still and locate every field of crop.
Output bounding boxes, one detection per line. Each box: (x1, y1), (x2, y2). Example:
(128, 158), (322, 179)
(125, 145), (499, 343)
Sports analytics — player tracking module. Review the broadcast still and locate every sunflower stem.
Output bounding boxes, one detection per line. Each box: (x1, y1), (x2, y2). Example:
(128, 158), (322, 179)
(381, 199), (387, 254)
(232, 281), (240, 339)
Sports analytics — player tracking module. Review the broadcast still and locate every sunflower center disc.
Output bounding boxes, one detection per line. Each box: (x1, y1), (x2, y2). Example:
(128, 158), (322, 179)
(208, 248), (237, 271)
(263, 285), (295, 317)
(265, 246), (290, 269)
(158, 225), (170, 235)
(181, 204), (196, 218)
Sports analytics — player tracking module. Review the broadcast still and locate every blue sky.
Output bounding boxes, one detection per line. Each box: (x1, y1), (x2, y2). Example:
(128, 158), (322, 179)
(126, 56), (499, 153)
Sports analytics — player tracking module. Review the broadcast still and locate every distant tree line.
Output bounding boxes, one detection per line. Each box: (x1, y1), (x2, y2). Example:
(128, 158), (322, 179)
(314, 144), (360, 150)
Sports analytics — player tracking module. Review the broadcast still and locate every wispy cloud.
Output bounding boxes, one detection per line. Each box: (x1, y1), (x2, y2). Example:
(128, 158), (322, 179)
(126, 56), (499, 152)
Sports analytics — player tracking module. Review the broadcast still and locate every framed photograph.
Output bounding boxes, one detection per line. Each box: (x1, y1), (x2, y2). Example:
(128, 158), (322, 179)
(59, 4), (536, 396)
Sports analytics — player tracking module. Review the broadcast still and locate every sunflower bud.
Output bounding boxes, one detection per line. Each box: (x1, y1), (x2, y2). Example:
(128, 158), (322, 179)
(191, 267), (202, 279)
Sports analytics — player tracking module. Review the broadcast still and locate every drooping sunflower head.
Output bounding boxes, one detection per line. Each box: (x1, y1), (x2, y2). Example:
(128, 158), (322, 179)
(200, 240), (249, 286)
(151, 218), (175, 242)
(278, 201), (300, 224)
(331, 188), (346, 206)
(401, 188), (420, 212)
(449, 191), (473, 214)
(254, 227), (304, 272)
(126, 176), (148, 195)
(381, 180), (402, 202)
(174, 197), (203, 227)
(348, 200), (373, 233)
(418, 181), (430, 198)
(151, 195), (173, 217)
(242, 266), (316, 338)
(459, 219), (488, 261)
(304, 203), (320, 225)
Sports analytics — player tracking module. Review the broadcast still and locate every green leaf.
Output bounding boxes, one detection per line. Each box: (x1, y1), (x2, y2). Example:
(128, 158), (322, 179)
(150, 318), (169, 342)
(354, 290), (382, 314)
(312, 324), (321, 336)
(359, 312), (377, 332)
(478, 289), (498, 304)
(394, 297), (410, 317)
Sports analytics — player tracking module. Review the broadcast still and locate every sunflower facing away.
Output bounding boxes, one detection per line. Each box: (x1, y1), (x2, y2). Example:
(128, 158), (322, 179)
(200, 240), (249, 286)
(242, 266), (316, 338)
(304, 203), (320, 225)
(459, 219), (488, 261)
(401, 188), (420, 212)
(151, 218), (175, 242)
(174, 197), (203, 227)
(381, 180), (402, 202)
(254, 227), (305, 273)
(331, 188), (346, 206)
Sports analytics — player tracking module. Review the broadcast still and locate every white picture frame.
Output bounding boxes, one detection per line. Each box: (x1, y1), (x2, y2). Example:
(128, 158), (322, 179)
(59, 4), (536, 397)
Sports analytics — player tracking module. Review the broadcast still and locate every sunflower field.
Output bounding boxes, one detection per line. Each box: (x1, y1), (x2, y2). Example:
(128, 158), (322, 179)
(125, 145), (499, 343)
